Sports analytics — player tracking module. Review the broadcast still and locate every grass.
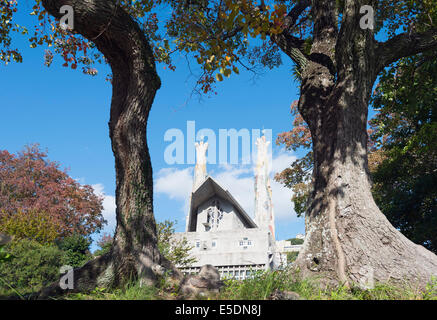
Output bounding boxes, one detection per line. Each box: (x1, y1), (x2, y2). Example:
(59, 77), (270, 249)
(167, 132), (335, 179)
(2, 268), (437, 300)
(214, 269), (437, 300)
(65, 269), (437, 300)
(63, 271), (179, 300)
(64, 282), (163, 300)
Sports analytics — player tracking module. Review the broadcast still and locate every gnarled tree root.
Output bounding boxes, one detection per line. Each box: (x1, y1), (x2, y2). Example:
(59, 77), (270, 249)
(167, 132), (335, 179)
(36, 253), (184, 300)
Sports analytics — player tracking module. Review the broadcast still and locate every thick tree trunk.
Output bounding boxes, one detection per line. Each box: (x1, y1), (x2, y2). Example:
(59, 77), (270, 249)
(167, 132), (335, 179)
(296, 86), (437, 289)
(39, 0), (181, 297)
(289, 0), (437, 290)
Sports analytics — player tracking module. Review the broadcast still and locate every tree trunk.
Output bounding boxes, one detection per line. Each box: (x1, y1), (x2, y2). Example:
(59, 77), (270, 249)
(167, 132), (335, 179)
(292, 1), (437, 288)
(39, 0), (180, 296)
(296, 85), (437, 289)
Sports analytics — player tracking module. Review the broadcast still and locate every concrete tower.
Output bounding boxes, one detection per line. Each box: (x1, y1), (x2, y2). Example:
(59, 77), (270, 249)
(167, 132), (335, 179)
(254, 135), (275, 239)
(254, 135), (276, 268)
(186, 139), (209, 232)
(193, 139), (209, 192)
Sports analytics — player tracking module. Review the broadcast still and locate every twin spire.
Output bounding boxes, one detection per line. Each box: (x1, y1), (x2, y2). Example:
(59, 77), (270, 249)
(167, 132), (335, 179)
(191, 136), (274, 237)
(193, 139), (209, 192)
(254, 136), (275, 238)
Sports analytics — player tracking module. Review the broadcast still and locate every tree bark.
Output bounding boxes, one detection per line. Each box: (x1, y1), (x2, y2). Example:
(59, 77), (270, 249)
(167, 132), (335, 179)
(297, 81), (437, 289)
(286, 0), (437, 289)
(39, 0), (181, 296)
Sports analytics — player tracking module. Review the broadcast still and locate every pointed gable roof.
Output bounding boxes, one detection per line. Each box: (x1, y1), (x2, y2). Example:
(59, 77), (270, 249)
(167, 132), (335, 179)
(187, 176), (257, 232)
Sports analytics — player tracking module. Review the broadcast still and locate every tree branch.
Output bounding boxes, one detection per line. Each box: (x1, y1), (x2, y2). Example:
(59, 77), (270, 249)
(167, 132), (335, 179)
(283, 0), (311, 33)
(270, 32), (307, 68)
(376, 28), (437, 72)
(270, 0), (311, 69)
(235, 0), (311, 68)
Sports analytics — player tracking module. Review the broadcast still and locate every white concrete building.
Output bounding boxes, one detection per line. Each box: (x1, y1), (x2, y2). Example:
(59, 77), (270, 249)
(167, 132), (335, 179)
(276, 240), (303, 253)
(172, 137), (278, 279)
(295, 233), (305, 240)
(275, 239), (304, 268)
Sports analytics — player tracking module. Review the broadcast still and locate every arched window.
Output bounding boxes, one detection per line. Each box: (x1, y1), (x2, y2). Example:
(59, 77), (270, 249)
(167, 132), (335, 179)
(210, 199), (223, 228)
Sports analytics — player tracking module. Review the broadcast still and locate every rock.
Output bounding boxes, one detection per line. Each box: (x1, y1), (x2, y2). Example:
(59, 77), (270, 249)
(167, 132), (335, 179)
(198, 264), (221, 283)
(180, 264), (224, 297)
(152, 264), (166, 276)
(269, 289), (302, 300)
(189, 277), (210, 288)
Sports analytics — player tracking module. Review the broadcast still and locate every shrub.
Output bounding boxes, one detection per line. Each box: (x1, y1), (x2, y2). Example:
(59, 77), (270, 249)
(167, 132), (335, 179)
(94, 233), (113, 257)
(0, 233), (13, 264)
(0, 244), (13, 264)
(157, 220), (196, 268)
(0, 239), (67, 294)
(0, 209), (61, 245)
(287, 238), (304, 245)
(286, 251), (299, 263)
(0, 145), (105, 238)
(57, 234), (92, 268)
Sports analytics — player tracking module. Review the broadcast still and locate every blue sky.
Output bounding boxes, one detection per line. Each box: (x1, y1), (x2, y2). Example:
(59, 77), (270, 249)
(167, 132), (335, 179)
(4, 2), (391, 251)
(0, 2), (392, 254)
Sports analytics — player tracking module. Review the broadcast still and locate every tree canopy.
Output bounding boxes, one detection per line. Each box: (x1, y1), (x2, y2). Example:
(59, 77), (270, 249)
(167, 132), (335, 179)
(275, 52), (437, 253)
(370, 53), (437, 253)
(2, 0), (437, 292)
(0, 145), (105, 241)
(157, 220), (197, 268)
(2, 1), (435, 93)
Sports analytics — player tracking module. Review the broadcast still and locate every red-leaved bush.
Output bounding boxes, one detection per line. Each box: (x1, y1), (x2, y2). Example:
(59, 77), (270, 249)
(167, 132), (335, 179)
(0, 144), (105, 239)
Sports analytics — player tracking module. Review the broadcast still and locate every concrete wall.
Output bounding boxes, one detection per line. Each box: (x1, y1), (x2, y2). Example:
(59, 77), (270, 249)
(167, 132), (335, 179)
(276, 240), (303, 253)
(172, 228), (270, 268)
(195, 196), (245, 232)
(174, 193), (275, 272)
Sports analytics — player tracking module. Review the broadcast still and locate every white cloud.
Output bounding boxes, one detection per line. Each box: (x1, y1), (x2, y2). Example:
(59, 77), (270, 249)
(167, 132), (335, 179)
(155, 167), (193, 201)
(92, 183), (116, 235)
(154, 149), (298, 223)
(154, 167), (194, 216)
(270, 150), (298, 221)
(271, 150), (297, 174)
(214, 166), (254, 216)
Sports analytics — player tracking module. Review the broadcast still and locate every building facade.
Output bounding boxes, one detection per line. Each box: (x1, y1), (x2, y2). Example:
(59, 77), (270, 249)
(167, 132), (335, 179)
(172, 137), (301, 279)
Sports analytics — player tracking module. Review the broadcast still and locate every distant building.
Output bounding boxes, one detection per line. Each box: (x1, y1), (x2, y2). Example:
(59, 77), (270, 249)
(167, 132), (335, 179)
(172, 136), (307, 277)
(295, 233), (305, 240)
(172, 136), (278, 280)
(275, 236), (305, 268)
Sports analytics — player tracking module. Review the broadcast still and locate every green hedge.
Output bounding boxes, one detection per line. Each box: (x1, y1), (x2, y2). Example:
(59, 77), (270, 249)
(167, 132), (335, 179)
(0, 239), (68, 294)
(57, 234), (92, 268)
